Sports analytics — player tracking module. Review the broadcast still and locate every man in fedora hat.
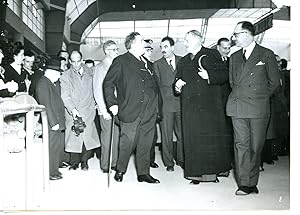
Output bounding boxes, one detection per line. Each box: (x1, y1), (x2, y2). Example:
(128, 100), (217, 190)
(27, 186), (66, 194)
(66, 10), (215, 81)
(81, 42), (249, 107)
(35, 57), (66, 180)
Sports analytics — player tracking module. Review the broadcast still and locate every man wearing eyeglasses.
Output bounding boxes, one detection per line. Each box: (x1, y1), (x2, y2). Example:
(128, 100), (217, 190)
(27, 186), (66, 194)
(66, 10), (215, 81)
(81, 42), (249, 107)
(93, 40), (120, 173)
(226, 21), (280, 195)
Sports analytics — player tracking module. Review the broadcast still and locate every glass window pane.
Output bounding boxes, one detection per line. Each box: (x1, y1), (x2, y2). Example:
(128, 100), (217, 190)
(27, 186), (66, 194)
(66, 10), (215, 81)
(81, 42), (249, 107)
(28, 11), (32, 20)
(22, 13), (27, 25)
(7, 0), (13, 10)
(66, 0), (76, 15)
(135, 20), (168, 39)
(32, 24), (37, 34)
(22, 2), (27, 14)
(33, 7), (37, 17)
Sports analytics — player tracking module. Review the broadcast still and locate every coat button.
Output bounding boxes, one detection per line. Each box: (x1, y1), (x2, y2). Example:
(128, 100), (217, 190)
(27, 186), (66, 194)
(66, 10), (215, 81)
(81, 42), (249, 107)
(250, 73), (254, 75)
(142, 79), (144, 82)
(141, 101), (144, 103)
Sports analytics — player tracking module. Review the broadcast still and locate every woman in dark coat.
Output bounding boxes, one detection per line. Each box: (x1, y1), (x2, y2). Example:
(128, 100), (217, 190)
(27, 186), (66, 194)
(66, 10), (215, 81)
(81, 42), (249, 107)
(4, 43), (27, 93)
(175, 30), (233, 184)
(0, 46), (18, 97)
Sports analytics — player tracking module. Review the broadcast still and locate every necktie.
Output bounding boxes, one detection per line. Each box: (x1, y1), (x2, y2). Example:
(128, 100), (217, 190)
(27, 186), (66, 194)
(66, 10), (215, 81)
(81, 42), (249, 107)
(242, 49), (247, 62)
(169, 59), (174, 71)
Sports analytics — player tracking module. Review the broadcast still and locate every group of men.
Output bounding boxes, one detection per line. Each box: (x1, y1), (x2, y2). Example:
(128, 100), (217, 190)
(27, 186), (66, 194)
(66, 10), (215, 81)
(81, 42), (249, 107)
(35, 20), (280, 196)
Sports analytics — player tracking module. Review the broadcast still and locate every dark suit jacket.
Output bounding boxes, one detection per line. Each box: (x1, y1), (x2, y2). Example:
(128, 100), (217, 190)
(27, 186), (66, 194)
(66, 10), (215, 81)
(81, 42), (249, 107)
(226, 44), (280, 118)
(103, 52), (160, 123)
(0, 70), (12, 97)
(27, 68), (44, 98)
(4, 64), (27, 92)
(35, 76), (66, 130)
(154, 55), (181, 113)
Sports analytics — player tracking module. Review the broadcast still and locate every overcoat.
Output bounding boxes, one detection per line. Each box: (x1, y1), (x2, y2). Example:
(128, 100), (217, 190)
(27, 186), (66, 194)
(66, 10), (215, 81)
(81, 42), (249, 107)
(60, 64), (100, 152)
(35, 76), (65, 130)
(175, 47), (233, 177)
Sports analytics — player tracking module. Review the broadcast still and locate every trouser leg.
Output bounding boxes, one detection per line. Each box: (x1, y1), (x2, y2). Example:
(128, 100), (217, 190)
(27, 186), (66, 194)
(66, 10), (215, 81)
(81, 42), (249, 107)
(160, 112), (175, 167)
(116, 120), (139, 173)
(150, 125), (158, 163)
(100, 115), (119, 170)
(232, 117), (269, 187)
(249, 117), (269, 186)
(49, 130), (63, 176)
(174, 111), (184, 165)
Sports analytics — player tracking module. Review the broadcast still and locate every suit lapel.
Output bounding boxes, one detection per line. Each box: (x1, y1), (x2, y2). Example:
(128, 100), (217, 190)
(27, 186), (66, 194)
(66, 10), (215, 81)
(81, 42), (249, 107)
(239, 45), (262, 80)
(162, 58), (174, 74)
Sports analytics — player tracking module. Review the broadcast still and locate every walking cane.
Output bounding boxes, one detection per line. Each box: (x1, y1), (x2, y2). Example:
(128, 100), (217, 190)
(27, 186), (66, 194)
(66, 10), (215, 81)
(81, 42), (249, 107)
(107, 115), (115, 188)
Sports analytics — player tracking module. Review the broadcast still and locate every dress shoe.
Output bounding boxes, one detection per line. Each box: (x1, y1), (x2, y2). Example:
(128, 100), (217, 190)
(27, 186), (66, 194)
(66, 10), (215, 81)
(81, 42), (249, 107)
(265, 160), (275, 165)
(189, 178), (219, 184)
(81, 161), (89, 171)
(190, 180), (200, 185)
(137, 174), (160, 184)
(111, 166), (117, 171)
(150, 162), (159, 168)
(166, 166), (174, 172)
(69, 164), (79, 170)
(235, 186), (259, 196)
(50, 175), (63, 180)
(59, 162), (69, 168)
(250, 186), (259, 194)
(114, 171), (124, 182)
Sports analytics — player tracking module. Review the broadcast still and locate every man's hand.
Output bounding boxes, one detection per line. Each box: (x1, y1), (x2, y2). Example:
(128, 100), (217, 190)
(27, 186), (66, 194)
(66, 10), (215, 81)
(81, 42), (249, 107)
(197, 68), (209, 80)
(174, 79), (186, 93)
(6, 81), (18, 93)
(109, 105), (118, 116)
(72, 108), (81, 119)
(51, 124), (59, 131)
(102, 111), (112, 120)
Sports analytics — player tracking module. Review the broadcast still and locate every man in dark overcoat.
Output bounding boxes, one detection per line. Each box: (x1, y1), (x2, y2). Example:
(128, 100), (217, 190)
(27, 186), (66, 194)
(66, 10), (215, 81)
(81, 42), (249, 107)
(174, 30), (233, 184)
(35, 57), (66, 180)
(103, 32), (161, 184)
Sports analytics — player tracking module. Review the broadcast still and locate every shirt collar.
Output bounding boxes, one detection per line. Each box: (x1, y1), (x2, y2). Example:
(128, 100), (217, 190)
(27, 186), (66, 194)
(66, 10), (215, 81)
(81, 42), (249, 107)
(165, 55), (175, 63)
(243, 41), (256, 59)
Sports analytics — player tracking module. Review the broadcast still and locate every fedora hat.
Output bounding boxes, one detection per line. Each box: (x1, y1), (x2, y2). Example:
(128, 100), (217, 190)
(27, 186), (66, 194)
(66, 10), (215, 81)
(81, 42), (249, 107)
(45, 57), (63, 73)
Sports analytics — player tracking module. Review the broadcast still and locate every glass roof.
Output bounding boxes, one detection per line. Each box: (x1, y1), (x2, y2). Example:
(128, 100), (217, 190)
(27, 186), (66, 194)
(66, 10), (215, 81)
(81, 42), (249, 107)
(66, 0), (96, 24)
(81, 8), (281, 47)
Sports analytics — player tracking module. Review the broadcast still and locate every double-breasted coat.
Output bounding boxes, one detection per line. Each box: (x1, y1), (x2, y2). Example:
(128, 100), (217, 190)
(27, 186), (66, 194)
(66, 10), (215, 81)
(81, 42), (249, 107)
(60, 64), (100, 153)
(226, 44), (280, 118)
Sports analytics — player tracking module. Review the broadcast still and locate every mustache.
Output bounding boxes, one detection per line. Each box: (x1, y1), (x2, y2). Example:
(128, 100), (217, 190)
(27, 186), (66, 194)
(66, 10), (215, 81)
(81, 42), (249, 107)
(162, 51), (166, 54)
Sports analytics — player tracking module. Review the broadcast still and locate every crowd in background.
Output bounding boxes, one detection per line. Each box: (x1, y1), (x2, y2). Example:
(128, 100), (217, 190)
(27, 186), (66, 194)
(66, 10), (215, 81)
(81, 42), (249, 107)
(0, 21), (290, 195)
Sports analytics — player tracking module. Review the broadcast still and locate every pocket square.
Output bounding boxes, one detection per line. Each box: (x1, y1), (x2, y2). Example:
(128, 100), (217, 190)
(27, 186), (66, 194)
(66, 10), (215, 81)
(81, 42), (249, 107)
(256, 61), (265, 66)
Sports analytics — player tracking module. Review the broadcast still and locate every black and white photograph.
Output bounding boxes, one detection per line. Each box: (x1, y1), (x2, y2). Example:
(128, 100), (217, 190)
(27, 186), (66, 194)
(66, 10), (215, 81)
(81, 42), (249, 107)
(0, 0), (294, 214)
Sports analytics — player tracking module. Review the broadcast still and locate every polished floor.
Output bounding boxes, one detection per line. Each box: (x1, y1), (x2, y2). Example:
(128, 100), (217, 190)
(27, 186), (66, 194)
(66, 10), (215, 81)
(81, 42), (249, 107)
(1, 147), (290, 213)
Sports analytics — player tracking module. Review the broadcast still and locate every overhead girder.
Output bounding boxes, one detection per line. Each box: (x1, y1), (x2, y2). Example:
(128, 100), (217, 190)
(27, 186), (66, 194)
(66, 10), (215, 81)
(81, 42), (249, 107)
(70, 0), (278, 45)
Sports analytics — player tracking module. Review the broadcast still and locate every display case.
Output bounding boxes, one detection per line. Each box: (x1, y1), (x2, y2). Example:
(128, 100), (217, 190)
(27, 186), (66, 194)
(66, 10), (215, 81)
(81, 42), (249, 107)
(0, 95), (49, 210)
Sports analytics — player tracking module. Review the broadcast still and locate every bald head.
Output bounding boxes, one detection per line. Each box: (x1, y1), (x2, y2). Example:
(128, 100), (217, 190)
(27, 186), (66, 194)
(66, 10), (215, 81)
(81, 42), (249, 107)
(70, 50), (83, 71)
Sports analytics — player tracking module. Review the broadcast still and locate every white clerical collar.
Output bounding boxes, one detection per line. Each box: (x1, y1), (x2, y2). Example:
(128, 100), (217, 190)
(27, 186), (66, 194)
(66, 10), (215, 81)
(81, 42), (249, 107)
(243, 41), (256, 59)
